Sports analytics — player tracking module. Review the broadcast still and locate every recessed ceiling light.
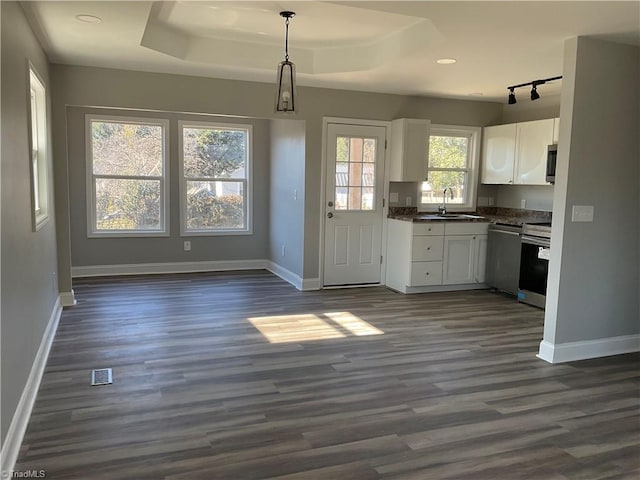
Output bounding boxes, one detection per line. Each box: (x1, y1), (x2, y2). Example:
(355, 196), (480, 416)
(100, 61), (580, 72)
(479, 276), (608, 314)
(75, 14), (102, 24)
(436, 58), (457, 65)
(469, 92), (484, 97)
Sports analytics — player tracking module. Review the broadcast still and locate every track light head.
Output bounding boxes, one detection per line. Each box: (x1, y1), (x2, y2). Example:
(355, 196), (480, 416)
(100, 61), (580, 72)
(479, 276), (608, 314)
(530, 85), (540, 101)
(508, 88), (517, 105)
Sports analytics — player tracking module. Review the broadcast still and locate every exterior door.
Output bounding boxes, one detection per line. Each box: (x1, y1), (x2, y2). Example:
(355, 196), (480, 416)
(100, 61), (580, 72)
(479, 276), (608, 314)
(324, 123), (386, 286)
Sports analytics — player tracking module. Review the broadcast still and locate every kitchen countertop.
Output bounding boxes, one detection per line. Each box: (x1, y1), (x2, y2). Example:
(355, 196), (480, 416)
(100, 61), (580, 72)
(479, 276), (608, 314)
(388, 213), (490, 223)
(387, 209), (552, 226)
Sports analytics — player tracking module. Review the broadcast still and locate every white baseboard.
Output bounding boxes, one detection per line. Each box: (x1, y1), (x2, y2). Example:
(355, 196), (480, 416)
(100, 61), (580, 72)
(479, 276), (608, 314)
(71, 260), (323, 292)
(0, 298), (62, 474)
(266, 261), (304, 290)
(59, 290), (76, 307)
(71, 260), (269, 278)
(537, 334), (640, 364)
(301, 277), (321, 291)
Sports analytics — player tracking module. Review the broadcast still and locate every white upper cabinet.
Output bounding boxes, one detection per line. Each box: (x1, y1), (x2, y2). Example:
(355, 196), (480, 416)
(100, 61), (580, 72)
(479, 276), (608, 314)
(481, 118), (555, 185)
(481, 124), (517, 184)
(514, 119), (554, 185)
(389, 118), (430, 182)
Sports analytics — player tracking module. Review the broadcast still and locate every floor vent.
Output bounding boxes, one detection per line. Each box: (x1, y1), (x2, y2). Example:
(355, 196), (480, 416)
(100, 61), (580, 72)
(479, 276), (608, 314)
(90, 368), (113, 386)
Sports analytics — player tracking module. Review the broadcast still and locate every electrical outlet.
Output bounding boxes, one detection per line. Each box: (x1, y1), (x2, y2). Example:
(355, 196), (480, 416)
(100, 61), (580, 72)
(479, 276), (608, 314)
(488, 197), (494, 206)
(405, 196), (412, 206)
(293, 189), (297, 201)
(520, 199), (526, 209)
(183, 241), (191, 252)
(390, 192), (399, 203)
(281, 245), (286, 257)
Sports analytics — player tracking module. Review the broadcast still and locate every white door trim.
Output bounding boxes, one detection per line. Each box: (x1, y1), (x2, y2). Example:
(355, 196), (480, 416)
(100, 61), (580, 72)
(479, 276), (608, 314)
(319, 117), (391, 288)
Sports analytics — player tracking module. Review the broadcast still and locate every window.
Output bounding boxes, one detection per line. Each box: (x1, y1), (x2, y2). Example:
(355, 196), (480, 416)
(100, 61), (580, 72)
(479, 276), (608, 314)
(29, 67), (49, 230)
(179, 122), (251, 235)
(419, 125), (481, 212)
(86, 115), (169, 236)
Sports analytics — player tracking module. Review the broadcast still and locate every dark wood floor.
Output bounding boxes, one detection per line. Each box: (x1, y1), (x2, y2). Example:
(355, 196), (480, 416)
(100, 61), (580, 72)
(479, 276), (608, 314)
(16, 271), (640, 479)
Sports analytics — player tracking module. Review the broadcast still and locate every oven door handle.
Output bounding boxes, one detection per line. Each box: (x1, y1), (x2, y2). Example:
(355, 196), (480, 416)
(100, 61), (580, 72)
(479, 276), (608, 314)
(521, 235), (551, 247)
(489, 229), (521, 237)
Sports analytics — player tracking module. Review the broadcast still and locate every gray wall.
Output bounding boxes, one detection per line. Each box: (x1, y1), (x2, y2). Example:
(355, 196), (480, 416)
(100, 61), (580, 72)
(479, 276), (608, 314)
(1, 2), (59, 444)
(66, 107), (270, 267)
(51, 64), (503, 286)
(268, 120), (306, 276)
(501, 94), (561, 124)
(544, 37), (639, 346)
(495, 185), (554, 211)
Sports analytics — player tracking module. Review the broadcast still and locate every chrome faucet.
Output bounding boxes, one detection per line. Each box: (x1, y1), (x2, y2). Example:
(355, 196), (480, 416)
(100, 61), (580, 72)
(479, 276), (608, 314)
(438, 187), (454, 215)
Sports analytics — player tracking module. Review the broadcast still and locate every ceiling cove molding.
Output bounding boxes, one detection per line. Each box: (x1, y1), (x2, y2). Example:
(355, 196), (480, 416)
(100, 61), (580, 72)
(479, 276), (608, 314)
(140, 2), (442, 75)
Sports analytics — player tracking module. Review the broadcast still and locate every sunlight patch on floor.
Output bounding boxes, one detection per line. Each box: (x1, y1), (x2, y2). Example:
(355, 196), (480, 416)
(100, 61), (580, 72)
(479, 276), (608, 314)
(248, 312), (384, 343)
(323, 312), (384, 336)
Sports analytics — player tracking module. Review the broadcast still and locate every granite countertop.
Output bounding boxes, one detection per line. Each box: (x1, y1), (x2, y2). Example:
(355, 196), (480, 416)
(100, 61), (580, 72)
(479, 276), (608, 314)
(387, 207), (552, 226)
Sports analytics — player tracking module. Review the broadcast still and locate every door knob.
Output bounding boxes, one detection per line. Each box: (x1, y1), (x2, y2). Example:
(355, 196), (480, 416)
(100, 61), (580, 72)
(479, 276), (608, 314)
(327, 212), (334, 218)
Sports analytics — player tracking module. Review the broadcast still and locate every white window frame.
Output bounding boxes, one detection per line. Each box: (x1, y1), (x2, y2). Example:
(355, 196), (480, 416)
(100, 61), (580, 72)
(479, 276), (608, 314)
(28, 65), (50, 231)
(178, 121), (253, 236)
(418, 124), (481, 212)
(85, 114), (170, 238)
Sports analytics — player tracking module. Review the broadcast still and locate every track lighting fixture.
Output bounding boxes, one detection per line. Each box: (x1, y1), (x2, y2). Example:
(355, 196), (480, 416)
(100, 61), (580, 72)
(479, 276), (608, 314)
(506, 75), (562, 104)
(275, 11), (297, 113)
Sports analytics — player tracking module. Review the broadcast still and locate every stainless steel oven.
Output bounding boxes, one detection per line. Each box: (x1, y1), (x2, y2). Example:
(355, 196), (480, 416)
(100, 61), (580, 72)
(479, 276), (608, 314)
(518, 223), (551, 309)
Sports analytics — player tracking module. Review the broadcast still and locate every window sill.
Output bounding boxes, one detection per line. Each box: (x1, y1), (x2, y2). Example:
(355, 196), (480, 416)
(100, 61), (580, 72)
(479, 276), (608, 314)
(181, 229), (253, 237)
(88, 231), (170, 239)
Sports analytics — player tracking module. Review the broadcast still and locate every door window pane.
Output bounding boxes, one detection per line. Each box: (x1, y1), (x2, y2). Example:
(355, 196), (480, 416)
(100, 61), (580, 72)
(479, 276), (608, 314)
(334, 136), (377, 211)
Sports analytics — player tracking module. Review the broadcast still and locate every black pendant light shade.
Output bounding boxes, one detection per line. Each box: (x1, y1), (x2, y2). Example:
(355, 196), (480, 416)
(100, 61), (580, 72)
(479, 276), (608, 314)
(508, 88), (517, 104)
(275, 11), (297, 113)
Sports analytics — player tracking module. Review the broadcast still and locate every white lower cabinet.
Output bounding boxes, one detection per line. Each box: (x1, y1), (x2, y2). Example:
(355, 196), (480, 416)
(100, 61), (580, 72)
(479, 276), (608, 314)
(443, 234), (488, 284)
(386, 219), (489, 293)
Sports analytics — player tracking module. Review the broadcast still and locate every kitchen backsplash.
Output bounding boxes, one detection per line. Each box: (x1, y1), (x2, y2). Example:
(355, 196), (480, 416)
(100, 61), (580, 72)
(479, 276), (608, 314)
(476, 206), (552, 220)
(387, 206), (552, 221)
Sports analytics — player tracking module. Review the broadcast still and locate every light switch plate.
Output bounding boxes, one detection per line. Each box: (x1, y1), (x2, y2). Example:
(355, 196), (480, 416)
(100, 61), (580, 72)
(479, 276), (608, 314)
(390, 192), (399, 203)
(571, 205), (594, 222)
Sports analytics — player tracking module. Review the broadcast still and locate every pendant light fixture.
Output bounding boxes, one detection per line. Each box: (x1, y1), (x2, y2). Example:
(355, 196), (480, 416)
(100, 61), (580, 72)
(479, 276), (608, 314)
(275, 11), (297, 113)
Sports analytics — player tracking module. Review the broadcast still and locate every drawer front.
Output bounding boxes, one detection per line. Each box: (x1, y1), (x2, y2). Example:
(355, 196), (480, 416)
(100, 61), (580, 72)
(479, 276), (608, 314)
(412, 223), (445, 236)
(444, 222), (489, 235)
(411, 235), (444, 261)
(410, 261), (443, 286)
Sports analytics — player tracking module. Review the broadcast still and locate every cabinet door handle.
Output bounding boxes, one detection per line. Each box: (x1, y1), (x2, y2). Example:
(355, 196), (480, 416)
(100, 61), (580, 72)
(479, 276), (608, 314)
(426, 272), (430, 276)
(427, 247), (431, 251)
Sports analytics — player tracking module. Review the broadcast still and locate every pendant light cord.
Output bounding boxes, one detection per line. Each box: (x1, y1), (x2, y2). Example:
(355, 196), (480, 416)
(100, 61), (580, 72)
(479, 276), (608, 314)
(284, 17), (290, 61)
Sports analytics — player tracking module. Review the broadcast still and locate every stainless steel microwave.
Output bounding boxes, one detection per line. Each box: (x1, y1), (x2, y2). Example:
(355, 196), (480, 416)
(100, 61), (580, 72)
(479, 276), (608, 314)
(546, 144), (557, 183)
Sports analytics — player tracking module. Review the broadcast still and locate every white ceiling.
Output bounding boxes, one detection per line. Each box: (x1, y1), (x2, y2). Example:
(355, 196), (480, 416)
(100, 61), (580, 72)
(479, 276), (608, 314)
(25, 1), (640, 103)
